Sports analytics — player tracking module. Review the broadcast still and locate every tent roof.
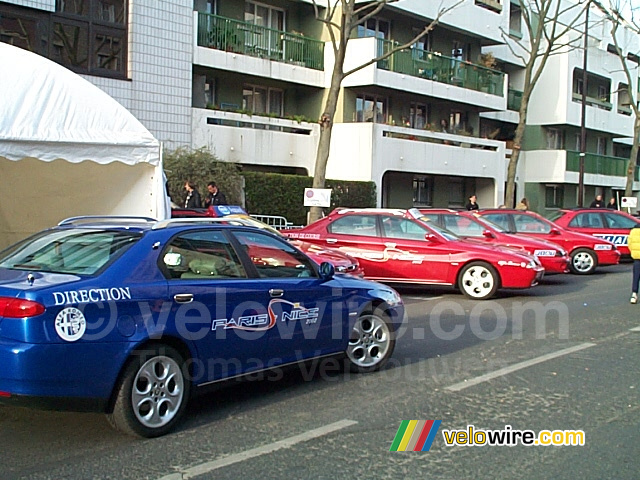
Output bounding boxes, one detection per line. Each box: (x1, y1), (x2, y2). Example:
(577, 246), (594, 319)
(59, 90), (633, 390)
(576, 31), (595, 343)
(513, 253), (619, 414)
(0, 43), (160, 166)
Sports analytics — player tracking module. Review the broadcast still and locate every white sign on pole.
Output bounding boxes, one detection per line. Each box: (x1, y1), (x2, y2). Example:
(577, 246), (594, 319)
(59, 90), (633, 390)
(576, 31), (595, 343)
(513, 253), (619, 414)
(621, 197), (637, 208)
(304, 188), (332, 207)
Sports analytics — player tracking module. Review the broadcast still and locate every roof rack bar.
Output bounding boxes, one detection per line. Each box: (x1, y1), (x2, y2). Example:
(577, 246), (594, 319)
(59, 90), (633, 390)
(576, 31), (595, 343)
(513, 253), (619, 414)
(152, 217), (245, 230)
(58, 216), (158, 226)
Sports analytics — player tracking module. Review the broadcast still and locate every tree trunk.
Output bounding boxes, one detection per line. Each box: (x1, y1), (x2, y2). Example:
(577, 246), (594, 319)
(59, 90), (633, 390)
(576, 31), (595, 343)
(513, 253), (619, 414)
(625, 116), (640, 197)
(505, 95), (529, 208)
(309, 44), (347, 224)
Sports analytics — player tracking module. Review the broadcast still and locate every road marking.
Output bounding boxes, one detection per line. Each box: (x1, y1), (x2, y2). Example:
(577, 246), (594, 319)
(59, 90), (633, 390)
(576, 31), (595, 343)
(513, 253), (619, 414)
(630, 326), (640, 332)
(445, 343), (597, 392)
(157, 419), (357, 480)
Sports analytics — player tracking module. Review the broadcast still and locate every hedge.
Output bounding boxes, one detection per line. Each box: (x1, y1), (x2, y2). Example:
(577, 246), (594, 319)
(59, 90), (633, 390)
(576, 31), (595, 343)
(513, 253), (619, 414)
(164, 148), (376, 225)
(164, 147), (244, 207)
(243, 172), (376, 225)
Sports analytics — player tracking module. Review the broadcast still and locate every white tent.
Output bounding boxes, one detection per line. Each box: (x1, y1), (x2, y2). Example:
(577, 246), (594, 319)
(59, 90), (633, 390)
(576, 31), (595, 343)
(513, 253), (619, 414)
(0, 43), (169, 248)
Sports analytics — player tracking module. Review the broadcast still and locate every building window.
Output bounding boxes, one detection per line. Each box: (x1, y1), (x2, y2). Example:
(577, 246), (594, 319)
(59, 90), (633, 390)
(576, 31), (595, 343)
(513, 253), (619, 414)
(413, 176), (433, 206)
(355, 94), (387, 123)
(0, 1), (127, 78)
(545, 185), (564, 208)
(448, 178), (465, 207)
(245, 1), (285, 30)
(357, 17), (390, 39)
(205, 76), (215, 107)
(546, 128), (564, 149)
(596, 137), (607, 155)
(410, 103), (428, 129)
(598, 85), (609, 102)
(509, 2), (522, 37)
(243, 85), (283, 115)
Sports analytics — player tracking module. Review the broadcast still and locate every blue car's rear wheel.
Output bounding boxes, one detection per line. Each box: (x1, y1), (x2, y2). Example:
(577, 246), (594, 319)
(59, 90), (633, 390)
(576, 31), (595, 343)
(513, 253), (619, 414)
(107, 345), (190, 438)
(346, 308), (395, 373)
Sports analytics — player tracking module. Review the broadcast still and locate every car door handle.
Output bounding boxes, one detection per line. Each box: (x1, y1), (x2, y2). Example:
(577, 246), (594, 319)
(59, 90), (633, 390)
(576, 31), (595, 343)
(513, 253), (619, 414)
(326, 238), (338, 244)
(174, 293), (193, 303)
(269, 289), (284, 298)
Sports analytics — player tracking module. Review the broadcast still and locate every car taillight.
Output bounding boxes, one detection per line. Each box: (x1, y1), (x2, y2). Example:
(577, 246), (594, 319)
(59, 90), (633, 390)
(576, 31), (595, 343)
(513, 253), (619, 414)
(0, 297), (46, 318)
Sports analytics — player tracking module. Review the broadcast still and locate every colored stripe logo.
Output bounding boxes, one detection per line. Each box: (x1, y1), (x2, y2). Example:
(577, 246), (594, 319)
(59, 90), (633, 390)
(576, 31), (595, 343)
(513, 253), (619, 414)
(390, 420), (442, 452)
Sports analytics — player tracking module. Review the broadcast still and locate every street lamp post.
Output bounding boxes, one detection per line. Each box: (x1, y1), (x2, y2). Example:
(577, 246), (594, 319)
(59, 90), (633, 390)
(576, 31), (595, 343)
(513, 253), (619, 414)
(578, 1), (590, 207)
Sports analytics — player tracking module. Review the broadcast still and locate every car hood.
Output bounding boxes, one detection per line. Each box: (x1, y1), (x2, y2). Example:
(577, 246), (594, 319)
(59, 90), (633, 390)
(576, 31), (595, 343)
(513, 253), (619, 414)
(457, 239), (536, 262)
(496, 233), (565, 252)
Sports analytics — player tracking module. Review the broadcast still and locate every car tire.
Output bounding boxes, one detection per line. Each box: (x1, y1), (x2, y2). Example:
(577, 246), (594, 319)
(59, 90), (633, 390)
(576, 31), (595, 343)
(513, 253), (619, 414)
(107, 345), (190, 438)
(346, 307), (395, 373)
(569, 248), (597, 275)
(458, 262), (499, 300)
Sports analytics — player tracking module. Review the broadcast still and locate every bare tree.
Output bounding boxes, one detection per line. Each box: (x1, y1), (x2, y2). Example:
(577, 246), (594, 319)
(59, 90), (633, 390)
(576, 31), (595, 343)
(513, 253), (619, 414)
(500, 0), (587, 207)
(308, 0), (463, 223)
(603, 0), (640, 197)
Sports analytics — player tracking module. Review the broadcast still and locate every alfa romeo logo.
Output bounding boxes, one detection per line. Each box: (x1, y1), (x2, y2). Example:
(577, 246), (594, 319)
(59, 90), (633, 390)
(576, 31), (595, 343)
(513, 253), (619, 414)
(55, 307), (86, 342)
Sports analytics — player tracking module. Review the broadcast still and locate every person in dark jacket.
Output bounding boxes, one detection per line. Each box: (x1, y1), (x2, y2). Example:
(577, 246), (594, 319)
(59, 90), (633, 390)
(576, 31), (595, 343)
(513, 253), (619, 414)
(589, 195), (604, 208)
(184, 181), (202, 208)
(465, 195), (479, 211)
(204, 181), (228, 207)
(606, 197), (618, 210)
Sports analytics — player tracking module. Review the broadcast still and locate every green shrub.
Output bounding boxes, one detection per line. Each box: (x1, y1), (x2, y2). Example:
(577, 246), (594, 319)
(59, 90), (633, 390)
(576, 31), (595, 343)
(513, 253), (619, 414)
(243, 172), (376, 225)
(164, 147), (243, 207)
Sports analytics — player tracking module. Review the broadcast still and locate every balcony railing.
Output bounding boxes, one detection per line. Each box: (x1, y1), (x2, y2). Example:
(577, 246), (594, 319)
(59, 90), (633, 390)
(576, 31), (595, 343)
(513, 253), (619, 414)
(196, 13), (324, 70)
(508, 88), (523, 111)
(571, 93), (613, 111)
(377, 40), (505, 96)
(566, 151), (640, 180)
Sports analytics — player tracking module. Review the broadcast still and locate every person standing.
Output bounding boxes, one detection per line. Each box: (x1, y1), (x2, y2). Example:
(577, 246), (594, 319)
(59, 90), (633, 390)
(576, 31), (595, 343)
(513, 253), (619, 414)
(465, 195), (479, 211)
(606, 197), (618, 210)
(204, 181), (228, 207)
(629, 225), (640, 303)
(516, 197), (529, 211)
(590, 195), (604, 208)
(184, 181), (202, 208)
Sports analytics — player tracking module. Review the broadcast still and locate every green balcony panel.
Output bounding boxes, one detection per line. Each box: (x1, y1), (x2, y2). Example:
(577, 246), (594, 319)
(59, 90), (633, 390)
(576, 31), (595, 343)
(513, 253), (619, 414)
(565, 151), (640, 180)
(377, 39), (505, 96)
(197, 13), (324, 71)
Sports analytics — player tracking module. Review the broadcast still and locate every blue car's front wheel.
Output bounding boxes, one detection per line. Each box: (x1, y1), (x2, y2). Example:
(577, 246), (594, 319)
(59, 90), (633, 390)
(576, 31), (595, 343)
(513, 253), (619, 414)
(107, 345), (190, 438)
(346, 309), (395, 373)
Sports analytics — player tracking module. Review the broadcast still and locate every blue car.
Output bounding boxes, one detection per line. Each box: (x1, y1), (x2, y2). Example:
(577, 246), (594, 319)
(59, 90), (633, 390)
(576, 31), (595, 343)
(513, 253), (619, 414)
(0, 217), (403, 437)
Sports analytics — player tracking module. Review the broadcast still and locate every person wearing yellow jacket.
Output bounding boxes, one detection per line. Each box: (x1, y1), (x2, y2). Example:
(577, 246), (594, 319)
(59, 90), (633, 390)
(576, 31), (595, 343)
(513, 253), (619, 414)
(629, 226), (640, 303)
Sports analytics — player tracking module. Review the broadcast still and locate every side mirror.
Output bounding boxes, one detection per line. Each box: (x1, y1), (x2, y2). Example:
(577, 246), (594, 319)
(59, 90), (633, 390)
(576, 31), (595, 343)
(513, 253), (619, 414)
(319, 262), (335, 280)
(550, 228), (561, 235)
(425, 233), (441, 242)
(482, 230), (496, 239)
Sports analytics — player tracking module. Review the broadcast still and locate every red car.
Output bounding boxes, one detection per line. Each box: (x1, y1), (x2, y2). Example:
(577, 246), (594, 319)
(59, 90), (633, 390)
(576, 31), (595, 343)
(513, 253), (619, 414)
(476, 209), (620, 275)
(171, 206), (363, 276)
(284, 208), (544, 300)
(419, 209), (570, 274)
(548, 208), (640, 258)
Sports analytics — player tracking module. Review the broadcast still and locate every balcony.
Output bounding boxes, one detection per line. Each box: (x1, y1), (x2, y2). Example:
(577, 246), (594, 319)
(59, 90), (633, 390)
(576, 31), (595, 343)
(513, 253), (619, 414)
(566, 151), (639, 180)
(327, 123), (505, 184)
(191, 108), (319, 172)
(377, 39), (505, 97)
(196, 13), (324, 70)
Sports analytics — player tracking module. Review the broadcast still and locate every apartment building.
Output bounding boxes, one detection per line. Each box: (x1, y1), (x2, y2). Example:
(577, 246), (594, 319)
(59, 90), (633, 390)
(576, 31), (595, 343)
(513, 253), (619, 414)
(2, 0), (635, 211)
(481, 0), (640, 211)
